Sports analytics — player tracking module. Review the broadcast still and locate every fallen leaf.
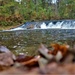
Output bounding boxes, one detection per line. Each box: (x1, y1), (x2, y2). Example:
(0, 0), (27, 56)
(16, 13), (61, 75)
(48, 43), (70, 61)
(16, 55), (40, 67)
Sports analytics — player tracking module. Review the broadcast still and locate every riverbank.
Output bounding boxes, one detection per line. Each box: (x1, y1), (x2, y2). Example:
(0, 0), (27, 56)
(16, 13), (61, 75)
(0, 24), (21, 30)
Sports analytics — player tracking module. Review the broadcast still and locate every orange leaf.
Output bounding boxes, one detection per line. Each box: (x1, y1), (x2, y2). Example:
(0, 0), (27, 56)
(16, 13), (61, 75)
(48, 43), (69, 57)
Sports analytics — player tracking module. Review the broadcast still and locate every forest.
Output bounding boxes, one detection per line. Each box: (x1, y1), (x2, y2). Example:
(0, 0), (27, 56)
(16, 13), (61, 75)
(0, 0), (75, 27)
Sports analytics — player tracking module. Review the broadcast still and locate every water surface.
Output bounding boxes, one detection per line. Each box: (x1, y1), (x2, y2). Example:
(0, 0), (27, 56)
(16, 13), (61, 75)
(0, 29), (75, 55)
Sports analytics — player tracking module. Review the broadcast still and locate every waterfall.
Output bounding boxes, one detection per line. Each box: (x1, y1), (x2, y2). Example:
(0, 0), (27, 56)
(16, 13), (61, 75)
(10, 20), (75, 31)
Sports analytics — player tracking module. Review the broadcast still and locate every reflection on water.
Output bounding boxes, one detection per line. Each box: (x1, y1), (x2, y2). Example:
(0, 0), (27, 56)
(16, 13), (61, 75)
(0, 29), (75, 56)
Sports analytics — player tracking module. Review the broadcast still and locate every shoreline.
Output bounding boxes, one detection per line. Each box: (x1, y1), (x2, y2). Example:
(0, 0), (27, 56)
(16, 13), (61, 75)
(0, 24), (22, 30)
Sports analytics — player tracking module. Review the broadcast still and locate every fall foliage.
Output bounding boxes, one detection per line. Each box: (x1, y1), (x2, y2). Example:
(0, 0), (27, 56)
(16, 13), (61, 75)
(0, 0), (75, 28)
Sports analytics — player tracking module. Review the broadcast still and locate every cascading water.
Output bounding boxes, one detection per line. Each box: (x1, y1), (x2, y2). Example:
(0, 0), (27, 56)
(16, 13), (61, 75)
(10, 20), (75, 30)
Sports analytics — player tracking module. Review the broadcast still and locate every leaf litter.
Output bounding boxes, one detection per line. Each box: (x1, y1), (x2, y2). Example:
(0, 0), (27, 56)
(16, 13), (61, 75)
(0, 43), (75, 75)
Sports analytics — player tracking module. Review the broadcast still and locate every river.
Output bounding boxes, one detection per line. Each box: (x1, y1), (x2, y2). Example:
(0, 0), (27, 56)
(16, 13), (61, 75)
(0, 20), (75, 55)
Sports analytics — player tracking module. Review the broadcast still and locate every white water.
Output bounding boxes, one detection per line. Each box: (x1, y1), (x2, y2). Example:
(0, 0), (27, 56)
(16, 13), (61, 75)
(11, 20), (75, 30)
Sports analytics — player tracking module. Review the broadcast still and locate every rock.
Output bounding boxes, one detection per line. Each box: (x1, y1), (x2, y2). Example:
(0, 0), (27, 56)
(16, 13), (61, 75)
(0, 53), (14, 66)
(0, 46), (10, 53)
(0, 46), (16, 66)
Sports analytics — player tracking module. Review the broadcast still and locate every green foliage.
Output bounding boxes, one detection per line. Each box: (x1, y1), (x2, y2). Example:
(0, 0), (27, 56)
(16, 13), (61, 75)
(0, 0), (75, 26)
(58, 0), (75, 19)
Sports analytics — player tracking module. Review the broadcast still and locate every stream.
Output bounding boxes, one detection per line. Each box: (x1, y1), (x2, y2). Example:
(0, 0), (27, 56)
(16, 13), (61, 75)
(0, 20), (75, 56)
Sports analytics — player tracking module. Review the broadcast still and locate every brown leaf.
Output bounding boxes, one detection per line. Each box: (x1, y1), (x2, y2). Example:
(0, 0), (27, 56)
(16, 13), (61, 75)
(48, 43), (69, 56)
(16, 55), (40, 67)
(60, 52), (74, 63)
(16, 55), (34, 62)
